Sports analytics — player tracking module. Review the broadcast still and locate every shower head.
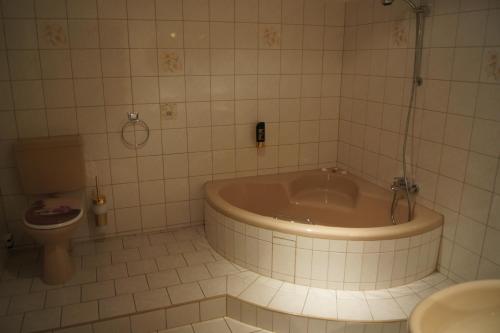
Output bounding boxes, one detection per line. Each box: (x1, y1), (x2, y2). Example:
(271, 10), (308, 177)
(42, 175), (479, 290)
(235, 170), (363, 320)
(381, 0), (421, 11)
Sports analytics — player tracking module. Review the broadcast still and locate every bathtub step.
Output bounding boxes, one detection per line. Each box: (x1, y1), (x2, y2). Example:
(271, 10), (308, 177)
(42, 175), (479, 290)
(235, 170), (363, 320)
(158, 317), (271, 333)
(224, 271), (453, 322)
(53, 316), (270, 333)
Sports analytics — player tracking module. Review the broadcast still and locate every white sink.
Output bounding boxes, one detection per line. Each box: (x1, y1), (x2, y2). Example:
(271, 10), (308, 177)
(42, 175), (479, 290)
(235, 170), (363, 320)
(409, 280), (500, 333)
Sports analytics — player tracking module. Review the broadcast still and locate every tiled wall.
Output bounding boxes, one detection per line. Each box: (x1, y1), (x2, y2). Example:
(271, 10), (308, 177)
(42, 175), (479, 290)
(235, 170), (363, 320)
(337, 0), (500, 282)
(0, 0), (343, 245)
(1, 0), (498, 287)
(0, 203), (5, 267)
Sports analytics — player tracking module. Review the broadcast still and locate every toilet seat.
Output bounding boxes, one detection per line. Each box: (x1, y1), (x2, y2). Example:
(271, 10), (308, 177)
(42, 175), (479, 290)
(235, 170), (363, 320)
(24, 194), (84, 230)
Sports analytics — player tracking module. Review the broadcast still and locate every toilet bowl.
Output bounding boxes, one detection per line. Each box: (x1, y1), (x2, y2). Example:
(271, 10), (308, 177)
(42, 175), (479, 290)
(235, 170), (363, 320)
(15, 135), (86, 284)
(23, 193), (84, 284)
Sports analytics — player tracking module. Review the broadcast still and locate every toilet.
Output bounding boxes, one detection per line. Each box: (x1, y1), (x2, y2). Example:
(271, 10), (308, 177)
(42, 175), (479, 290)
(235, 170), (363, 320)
(15, 135), (86, 284)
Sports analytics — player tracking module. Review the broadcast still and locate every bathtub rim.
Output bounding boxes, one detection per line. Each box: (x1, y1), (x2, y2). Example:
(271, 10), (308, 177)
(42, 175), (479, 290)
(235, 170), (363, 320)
(205, 170), (443, 241)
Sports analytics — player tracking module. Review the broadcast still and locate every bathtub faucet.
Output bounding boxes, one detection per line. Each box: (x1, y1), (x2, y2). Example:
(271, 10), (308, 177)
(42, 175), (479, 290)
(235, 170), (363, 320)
(390, 177), (418, 225)
(391, 177), (418, 193)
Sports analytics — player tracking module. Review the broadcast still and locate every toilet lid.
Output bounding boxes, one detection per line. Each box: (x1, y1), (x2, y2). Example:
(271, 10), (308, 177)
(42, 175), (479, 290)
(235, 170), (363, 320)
(25, 195), (83, 229)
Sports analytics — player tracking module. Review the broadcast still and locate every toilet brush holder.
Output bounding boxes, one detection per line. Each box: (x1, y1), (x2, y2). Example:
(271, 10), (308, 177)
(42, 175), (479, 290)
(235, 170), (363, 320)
(92, 176), (107, 226)
(92, 195), (107, 226)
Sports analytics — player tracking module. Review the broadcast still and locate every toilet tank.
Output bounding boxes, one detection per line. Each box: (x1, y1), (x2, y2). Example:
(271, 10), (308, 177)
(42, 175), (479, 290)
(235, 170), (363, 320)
(14, 136), (85, 194)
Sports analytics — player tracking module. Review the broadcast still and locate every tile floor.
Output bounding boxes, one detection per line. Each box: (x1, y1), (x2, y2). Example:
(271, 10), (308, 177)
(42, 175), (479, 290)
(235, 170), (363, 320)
(0, 226), (455, 333)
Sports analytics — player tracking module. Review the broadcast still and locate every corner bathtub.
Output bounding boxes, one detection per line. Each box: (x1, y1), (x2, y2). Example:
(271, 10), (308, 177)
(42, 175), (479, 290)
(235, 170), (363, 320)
(204, 169), (443, 290)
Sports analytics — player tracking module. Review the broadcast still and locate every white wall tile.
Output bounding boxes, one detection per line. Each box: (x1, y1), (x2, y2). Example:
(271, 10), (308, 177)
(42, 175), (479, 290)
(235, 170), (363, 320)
(68, 0), (97, 18)
(4, 20), (38, 49)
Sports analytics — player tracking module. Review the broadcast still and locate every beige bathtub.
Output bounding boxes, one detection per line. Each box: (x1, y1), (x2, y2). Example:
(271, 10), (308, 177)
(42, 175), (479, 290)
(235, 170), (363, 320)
(204, 169), (444, 290)
(206, 169), (442, 240)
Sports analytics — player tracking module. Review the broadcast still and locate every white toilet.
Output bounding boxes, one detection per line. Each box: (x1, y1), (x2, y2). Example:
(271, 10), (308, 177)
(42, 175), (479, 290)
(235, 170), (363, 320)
(15, 135), (86, 284)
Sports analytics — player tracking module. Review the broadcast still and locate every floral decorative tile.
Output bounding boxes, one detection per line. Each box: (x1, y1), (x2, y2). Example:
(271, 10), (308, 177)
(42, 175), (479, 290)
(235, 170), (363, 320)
(40, 22), (67, 48)
(159, 51), (184, 74)
(391, 21), (407, 48)
(484, 48), (500, 82)
(263, 26), (280, 49)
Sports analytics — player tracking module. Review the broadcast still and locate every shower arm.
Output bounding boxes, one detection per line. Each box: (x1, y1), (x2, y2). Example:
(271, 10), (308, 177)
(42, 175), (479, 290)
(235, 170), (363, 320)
(402, 0), (418, 11)
(382, 0), (427, 12)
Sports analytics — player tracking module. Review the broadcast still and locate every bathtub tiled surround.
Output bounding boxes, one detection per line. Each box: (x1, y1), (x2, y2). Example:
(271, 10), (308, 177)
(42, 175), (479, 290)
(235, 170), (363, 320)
(0, 0), (342, 244)
(205, 202), (441, 290)
(0, 225), (454, 333)
(336, 0), (500, 283)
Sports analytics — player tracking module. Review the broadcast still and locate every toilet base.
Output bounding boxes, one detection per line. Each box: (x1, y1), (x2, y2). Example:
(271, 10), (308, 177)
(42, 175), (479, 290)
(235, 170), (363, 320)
(42, 242), (74, 285)
(23, 219), (81, 285)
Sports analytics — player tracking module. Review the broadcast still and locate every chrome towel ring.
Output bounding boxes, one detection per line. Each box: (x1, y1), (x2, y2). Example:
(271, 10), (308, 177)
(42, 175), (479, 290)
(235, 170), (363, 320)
(121, 112), (150, 148)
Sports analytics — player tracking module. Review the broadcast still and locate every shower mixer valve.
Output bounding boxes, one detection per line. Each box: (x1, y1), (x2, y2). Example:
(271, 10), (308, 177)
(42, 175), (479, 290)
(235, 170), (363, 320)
(390, 176), (419, 224)
(391, 177), (418, 194)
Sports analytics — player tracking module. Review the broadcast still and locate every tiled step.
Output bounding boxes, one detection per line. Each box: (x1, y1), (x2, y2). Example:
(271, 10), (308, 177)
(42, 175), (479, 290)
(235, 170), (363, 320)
(43, 314), (269, 333)
(0, 226), (456, 333)
(157, 317), (270, 333)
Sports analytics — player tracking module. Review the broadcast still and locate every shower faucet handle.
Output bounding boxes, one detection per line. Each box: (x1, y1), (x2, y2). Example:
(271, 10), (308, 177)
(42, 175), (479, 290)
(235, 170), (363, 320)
(391, 177), (419, 193)
(392, 177), (406, 187)
(408, 183), (419, 194)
